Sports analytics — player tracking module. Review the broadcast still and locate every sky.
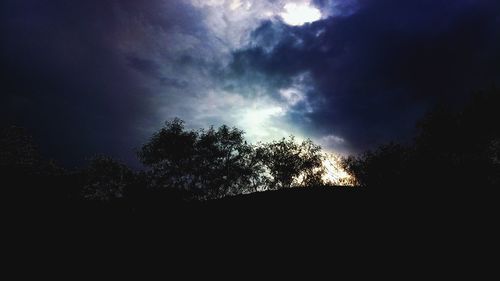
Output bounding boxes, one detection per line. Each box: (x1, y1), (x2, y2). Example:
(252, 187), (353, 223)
(1, 0), (499, 167)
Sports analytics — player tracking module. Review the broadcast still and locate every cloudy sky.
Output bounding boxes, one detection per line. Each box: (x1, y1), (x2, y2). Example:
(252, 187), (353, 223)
(1, 0), (499, 167)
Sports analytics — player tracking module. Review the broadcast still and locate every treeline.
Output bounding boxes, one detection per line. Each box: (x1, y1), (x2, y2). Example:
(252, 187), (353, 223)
(341, 88), (500, 190)
(138, 119), (331, 198)
(1, 119), (336, 208)
(3, 87), (498, 211)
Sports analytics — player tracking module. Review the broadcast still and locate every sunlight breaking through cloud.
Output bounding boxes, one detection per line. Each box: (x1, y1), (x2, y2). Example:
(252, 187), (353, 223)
(281, 2), (322, 26)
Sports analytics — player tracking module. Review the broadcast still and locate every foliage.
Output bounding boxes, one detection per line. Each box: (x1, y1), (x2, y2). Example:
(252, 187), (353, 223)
(341, 143), (411, 187)
(138, 119), (268, 199)
(138, 118), (198, 192)
(0, 126), (42, 174)
(7, 86), (500, 212)
(193, 124), (264, 198)
(258, 137), (325, 189)
(81, 156), (134, 201)
(138, 121), (327, 198)
(4, 87), (500, 213)
(341, 88), (500, 188)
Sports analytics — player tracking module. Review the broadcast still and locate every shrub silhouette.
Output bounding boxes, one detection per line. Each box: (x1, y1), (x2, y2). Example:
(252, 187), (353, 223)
(0, 126), (42, 175)
(414, 88), (500, 187)
(0, 125), (70, 208)
(80, 156), (134, 202)
(341, 88), (500, 189)
(5, 87), (498, 220)
(341, 143), (411, 188)
(2, 119), (332, 210)
(7, 87), (498, 207)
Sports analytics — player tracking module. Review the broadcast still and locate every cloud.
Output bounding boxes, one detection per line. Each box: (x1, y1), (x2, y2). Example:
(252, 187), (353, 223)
(228, 0), (500, 152)
(0, 0), (201, 166)
(1, 0), (499, 167)
(280, 2), (322, 26)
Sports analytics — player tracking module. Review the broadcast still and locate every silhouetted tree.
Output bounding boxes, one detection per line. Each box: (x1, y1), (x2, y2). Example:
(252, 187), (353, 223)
(341, 143), (411, 188)
(194, 125), (263, 197)
(414, 88), (500, 186)
(138, 119), (265, 199)
(258, 137), (325, 189)
(341, 87), (500, 189)
(138, 118), (198, 192)
(0, 125), (72, 207)
(299, 139), (326, 187)
(80, 156), (134, 202)
(0, 126), (42, 175)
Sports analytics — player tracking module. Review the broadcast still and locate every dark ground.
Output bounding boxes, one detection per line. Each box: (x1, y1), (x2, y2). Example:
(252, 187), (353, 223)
(4, 185), (496, 277)
(11, 185), (494, 235)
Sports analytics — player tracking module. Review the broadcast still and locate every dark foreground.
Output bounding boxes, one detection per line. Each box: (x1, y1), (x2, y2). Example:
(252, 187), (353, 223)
(5, 185), (496, 277)
(11, 185), (494, 234)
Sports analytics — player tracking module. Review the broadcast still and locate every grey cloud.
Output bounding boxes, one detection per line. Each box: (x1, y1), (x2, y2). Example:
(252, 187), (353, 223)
(227, 0), (500, 152)
(4, 0), (498, 168)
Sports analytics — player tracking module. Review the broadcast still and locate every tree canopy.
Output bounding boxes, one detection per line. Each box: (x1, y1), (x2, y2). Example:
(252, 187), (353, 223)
(341, 88), (500, 189)
(138, 119), (328, 199)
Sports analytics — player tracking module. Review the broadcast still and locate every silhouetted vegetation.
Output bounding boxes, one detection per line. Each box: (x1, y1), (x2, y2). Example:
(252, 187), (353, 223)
(138, 118), (327, 200)
(258, 137), (324, 189)
(4, 88), (498, 220)
(80, 156), (134, 202)
(1, 126), (67, 204)
(2, 118), (335, 217)
(341, 88), (500, 190)
(138, 119), (261, 199)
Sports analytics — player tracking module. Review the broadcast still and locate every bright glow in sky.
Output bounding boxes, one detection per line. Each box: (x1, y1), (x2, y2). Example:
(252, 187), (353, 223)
(281, 2), (322, 26)
(322, 153), (354, 185)
(150, 1), (351, 183)
(240, 105), (286, 140)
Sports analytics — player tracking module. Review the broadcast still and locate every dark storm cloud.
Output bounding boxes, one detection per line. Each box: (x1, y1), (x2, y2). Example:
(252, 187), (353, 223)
(0, 0), (200, 166)
(231, 0), (500, 152)
(2, 0), (500, 167)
